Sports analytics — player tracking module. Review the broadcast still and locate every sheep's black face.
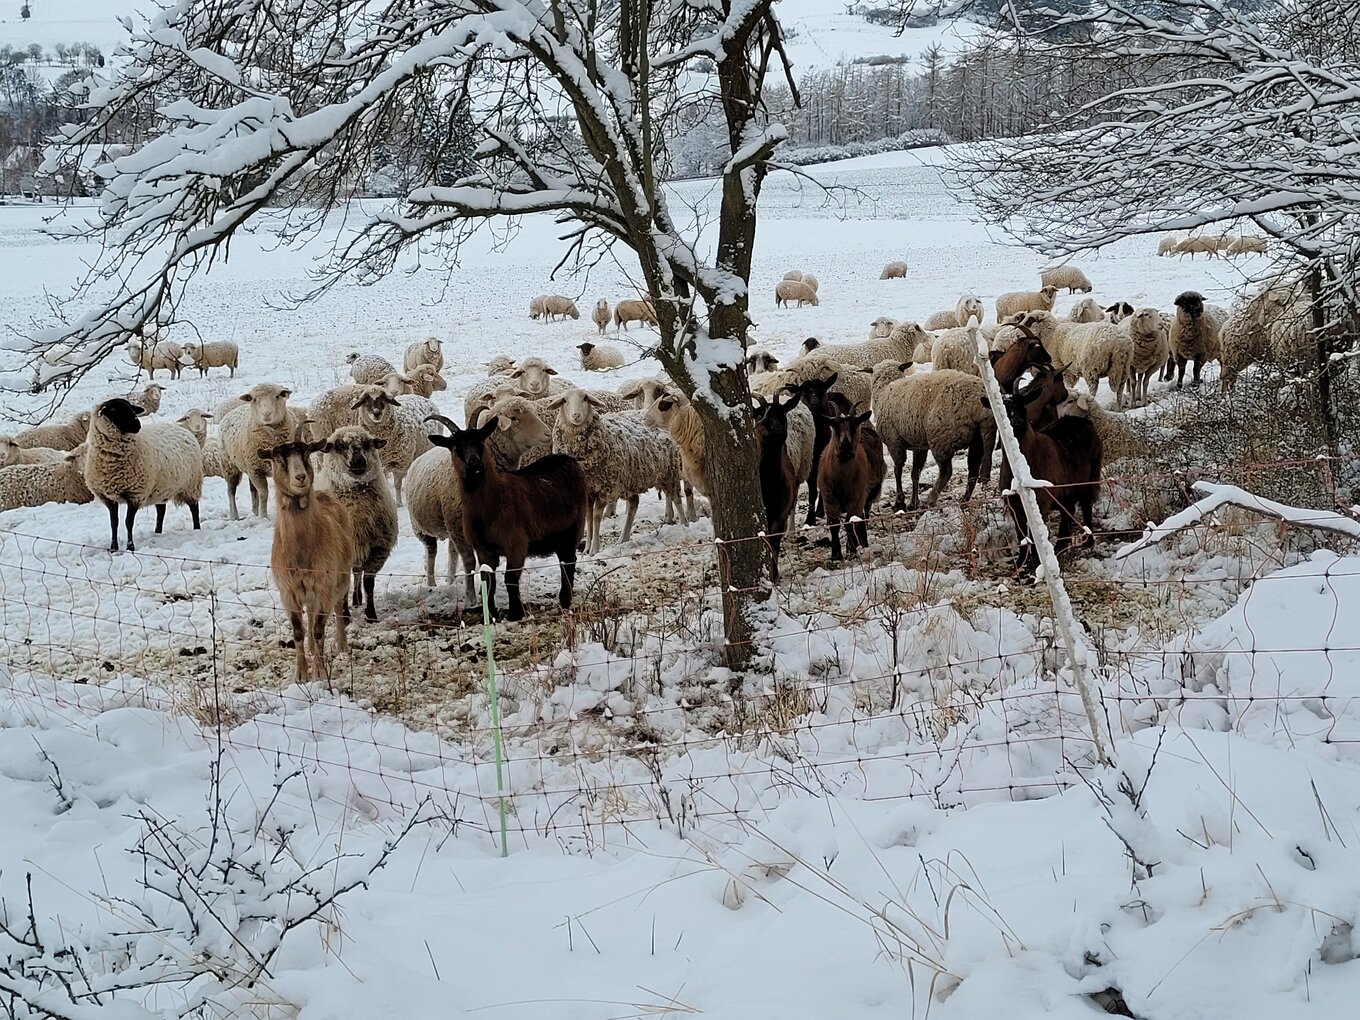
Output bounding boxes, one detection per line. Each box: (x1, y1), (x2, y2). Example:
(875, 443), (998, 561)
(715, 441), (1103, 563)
(99, 398), (142, 435)
(1175, 292), (1205, 319)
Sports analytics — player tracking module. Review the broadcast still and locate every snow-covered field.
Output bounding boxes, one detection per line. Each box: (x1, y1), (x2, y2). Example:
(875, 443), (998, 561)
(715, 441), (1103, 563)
(3, 148), (1359, 1018)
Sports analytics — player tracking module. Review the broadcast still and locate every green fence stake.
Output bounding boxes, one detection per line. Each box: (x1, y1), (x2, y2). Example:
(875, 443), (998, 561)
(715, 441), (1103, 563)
(479, 567), (509, 857)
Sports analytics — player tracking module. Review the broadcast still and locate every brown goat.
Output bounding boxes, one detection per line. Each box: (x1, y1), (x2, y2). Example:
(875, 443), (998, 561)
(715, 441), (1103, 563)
(753, 391), (802, 584)
(816, 411), (885, 561)
(793, 372), (853, 525)
(985, 369), (1103, 572)
(990, 335), (1053, 389)
(426, 414), (587, 621)
(264, 433), (355, 682)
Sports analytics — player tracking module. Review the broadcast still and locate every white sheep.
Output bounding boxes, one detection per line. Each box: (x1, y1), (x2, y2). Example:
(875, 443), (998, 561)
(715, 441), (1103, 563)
(347, 352), (401, 386)
(1066, 298), (1104, 323)
(347, 389), (437, 505)
(403, 337), (444, 375)
(1124, 307), (1171, 407)
(867, 317), (898, 339)
(775, 280), (819, 308)
(183, 340), (239, 377)
(928, 328), (981, 377)
(487, 354), (517, 376)
(923, 295), (985, 331)
(618, 376), (673, 410)
(1040, 266), (1093, 294)
(316, 425), (399, 622)
(389, 365), (447, 398)
(549, 389), (687, 553)
(534, 295), (580, 321)
(578, 342), (625, 371)
(614, 298), (658, 330)
(995, 285), (1059, 321)
(175, 408), (212, 447)
(0, 445), (92, 511)
(510, 356), (569, 398)
(126, 337), (185, 380)
(795, 321), (929, 372)
(766, 353), (873, 412)
(591, 300), (611, 335)
(1157, 234), (1180, 257)
(782, 270), (804, 281)
(0, 438), (66, 467)
(879, 261), (907, 280)
(475, 395), (554, 469)
(12, 411), (92, 452)
(802, 274), (820, 293)
(642, 392), (707, 516)
(405, 445), (478, 602)
(1169, 291), (1228, 388)
(219, 383), (303, 520)
(1218, 280), (1300, 391)
(868, 361), (995, 511)
(1226, 235), (1269, 255)
(83, 398), (203, 551)
(1012, 310), (1134, 407)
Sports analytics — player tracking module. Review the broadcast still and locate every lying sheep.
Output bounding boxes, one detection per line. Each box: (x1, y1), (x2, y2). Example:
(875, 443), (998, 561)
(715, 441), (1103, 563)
(869, 361), (995, 511)
(0, 445), (92, 511)
(348, 352), (401, 386)
(12, 410), (92, 452)
(403, 337), (444, 375)
(795, 321), (929, 372)
(775, 280), (819, 308)
(317, 426), (398, 622)
(83, 397), (203, 551)
(879, 261), (907, 280)
(548, 389), (688, 553)
(591, 299), (611, 335)
(126, 337), (185, 380)
(1125, 307), (1171, 407)
(119, 382), (166, 416)
(867, 317), (898, 339)
(535, 295), (580, 321)
(183, 340), (239, 377)
(923, 295), (986, 331)
(1067, 298), (1104, 323)
(1012, 311), (1134, 407)
(1040, 265), (1093, 294)
(1169, 291), (1228, 388)
(220, 383), (304, 520)
(614, 298), (658, 330)
(578, 342), (625, 371)
(744, 347), (780, 376)
(995, 285), (1059, 321)
(0, 438), (65, 467)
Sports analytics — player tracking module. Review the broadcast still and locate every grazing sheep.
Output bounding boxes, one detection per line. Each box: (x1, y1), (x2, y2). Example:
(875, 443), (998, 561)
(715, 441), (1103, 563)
(816, 411), (885, 562)
(0, 438), (65, 467)
(929, 328), (982, 377)
(12, 411), (92, 452)
(427, 414), (588, 620)
(547, 389), (688, 554)
(1105, 301), (1134, 324)
(753, 392), (802, 583)
(879, 261), (907, 280)
(795, 321), (928, 372)
(529, 295), (548, 320)
(219, 383), (303, 520)
(1125, 307), (1171, 406)
(618, 376), (672, 410)
(802, 274), (820, 293)
(614, 298), (658, 330)
(1157, 235), (1180, 256)
(317, 426), (398, 622)
(1056, 391), (1145, 462)
(995, 285), (1059, 321)
(867, 317), (898, 339)
(1226, 234), (1269, 255)
(83, 397), (203, 552)
(0, 445), (92, 511)
(578, 342), (625, 371)
(923, 295), (986, 331)
(403, 337), (444, 375)
(1169, 291), (1228, 388)
(534, 295), (580, 321)
(487, 354), (516, 376)
(263, 432), (354, 682)
(744, 346), (780, 376)
(775, 280), (819, 308)
(1067, 298), (1104, 323)
(175, 409), (212, 447)
(1173, 235), (1220, 258)
(590, 299), (612, 335)
(868, 361), (995, 512)
(347, 352), (401, 386)
(782, 270), (804, 281)
(119, 382), (166, 416)
(1011, 311), (1134, 406)
(1040, 266), (1093, 294)
(126, 337), (185, 380)
(182, 340), (239, 377)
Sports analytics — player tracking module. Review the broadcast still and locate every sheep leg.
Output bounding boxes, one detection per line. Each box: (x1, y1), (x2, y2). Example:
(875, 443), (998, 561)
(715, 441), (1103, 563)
(669, 485), (689, 526)
(685, 481), (697, 520)
(392, 471), (404, 507)
(891, 452), (907, 512)
(363, 574), (377, 622)
(189, 500), (200, 531)
(804, 467), (821, 526)
(249, 471), (270, 517)
(619, 496), (640, 543)
(104, 499), (120, 552)
(154, 503), (167, 534)
(661, 492), (674, 524)
(421, 537), (438, 587)
(1089, 376), (1101, 397)
(352, 568), (363, 608)
(289, 611), (308, 681)
(1175, 356), (1188, 389)
(590, 501), (606, 555)
(909, 449), (928, 510)
(226, 472), (242, 521)
(124, 503), (139, 553)
(928, 453), (952, 507)
(1190, 357), (1203, 387)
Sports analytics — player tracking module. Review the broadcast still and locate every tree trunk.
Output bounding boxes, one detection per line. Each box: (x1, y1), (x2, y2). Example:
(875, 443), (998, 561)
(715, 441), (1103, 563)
(1310, 262), (1340, 459)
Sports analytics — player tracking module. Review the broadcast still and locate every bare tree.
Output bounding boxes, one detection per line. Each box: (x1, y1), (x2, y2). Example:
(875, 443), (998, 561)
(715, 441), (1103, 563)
(25, 0), (803, 666)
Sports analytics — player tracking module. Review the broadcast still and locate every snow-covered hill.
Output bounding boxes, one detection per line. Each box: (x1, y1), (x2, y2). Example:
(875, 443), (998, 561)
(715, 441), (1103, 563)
(0, 0), (137, 54)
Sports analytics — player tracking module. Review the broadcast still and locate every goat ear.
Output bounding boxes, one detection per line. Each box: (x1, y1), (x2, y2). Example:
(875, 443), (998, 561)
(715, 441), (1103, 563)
(428, 433), (454, 448)
(779, 391), (801, 411)
(853, 411), (872, 427)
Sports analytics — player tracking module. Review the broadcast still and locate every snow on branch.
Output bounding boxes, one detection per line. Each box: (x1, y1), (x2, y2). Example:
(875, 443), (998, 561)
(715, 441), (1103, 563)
(1116, 480), (1360, 560)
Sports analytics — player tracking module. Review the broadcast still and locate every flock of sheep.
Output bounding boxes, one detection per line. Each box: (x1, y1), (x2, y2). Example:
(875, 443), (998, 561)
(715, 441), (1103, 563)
(0, 244), (1314, 679)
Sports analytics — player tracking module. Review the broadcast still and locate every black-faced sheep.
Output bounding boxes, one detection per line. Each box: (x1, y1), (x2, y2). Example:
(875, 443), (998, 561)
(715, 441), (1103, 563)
(1170, 291), (1228, 388)
(579, 342), (625, 371)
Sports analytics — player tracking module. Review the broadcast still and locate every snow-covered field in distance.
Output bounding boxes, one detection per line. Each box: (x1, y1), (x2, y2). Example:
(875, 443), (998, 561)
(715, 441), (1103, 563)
(3, 147), (1358, 1020)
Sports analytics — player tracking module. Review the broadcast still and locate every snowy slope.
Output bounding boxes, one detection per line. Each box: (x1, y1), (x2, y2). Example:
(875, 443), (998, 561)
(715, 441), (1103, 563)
(0, 0), (139, 53)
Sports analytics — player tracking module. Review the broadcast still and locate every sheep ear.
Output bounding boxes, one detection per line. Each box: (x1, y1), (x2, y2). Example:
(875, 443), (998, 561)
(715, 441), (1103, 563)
(496, 415), (516, 432)
(824, 372), (838, 386)
(239, 393), (254, 403)
(542, 395), (566, 409)
(585, 392), (606, 408)
(545, 368), (559, 376)
(202, 412), (212, 419)
(858, 366), (873, 374)
(371, 438), (387, 450)
(350, 397), (367, 410)
(279, 389), (292, 400)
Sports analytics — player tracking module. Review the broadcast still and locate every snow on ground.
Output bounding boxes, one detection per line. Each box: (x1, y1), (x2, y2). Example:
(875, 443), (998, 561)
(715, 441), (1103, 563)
(778, 0), (979, 72)
(2, 147), (1357, 1017)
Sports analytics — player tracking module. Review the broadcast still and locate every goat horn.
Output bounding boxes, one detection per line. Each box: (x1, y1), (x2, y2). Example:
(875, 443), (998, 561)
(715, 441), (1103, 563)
(425, 414), (458, 433)
(292, 420), (310, 442)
